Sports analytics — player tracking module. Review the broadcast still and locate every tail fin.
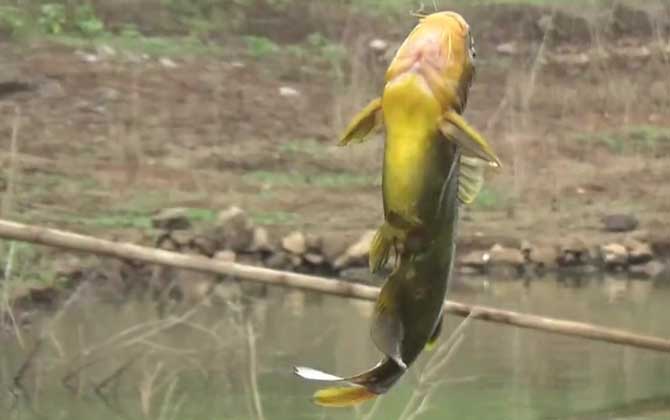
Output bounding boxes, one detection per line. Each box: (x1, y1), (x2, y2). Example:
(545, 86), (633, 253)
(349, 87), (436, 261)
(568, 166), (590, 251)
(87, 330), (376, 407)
(312, 386), (378, 407)
(294, 358), (406, 407)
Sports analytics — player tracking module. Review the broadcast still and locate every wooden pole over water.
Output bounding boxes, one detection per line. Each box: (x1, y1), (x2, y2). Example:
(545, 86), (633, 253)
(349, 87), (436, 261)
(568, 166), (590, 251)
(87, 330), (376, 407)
(1, 218), (670, 354)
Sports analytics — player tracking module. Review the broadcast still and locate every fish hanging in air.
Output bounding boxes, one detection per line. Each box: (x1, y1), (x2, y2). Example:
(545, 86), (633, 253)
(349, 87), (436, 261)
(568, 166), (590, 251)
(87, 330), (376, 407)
(339, 10), (500, 273)
(295, 11), (500, 406)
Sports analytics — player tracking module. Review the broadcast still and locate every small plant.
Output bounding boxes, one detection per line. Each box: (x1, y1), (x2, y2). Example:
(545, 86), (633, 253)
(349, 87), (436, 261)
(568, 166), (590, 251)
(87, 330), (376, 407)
(38, 3), (66, 35)
(243, 35), (280, 58)
(573, 125), (670, 155)
(119, 23), (142, 38)
(0, 6), (26, 37)
(73, 4), (105, 37)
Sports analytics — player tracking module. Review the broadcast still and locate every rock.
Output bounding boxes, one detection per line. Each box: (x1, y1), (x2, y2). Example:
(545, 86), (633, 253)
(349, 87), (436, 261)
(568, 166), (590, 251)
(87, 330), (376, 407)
(321, 232), (357, 264)
(611, 3), (653, 38)
(217, 206), (248, 226)
(171, 230), (195, 247)
(159, 57), (178, 68)
(81, 53), (99, 63)
(152, 208), (191, 231)
(304, 253), (325, 266)
(629, 260), (666, 279)
(520, 239), (533, 261)
(305, 233), (323, 253)
(215, 206), (254, 251)
(191, 235), (218, 256)
(558, 237), (590, 266)
(602, 214), (639, 232)
(496, 41), (519, 55)
(155, 233), (180, 251)
(96, 45), (116, 57)
(279, 86), (300, 97)
(214, 249), (236, 263)
(282, 231), (307, 255)
(289, 254), (303, 268)
(600, 243), (628, 269)
(547, 11), (591, 45)
(529, 246), (559, 271)
(333, 230), (376, 269)
(249, 227), (273, 253)
(459, 250), (489, 272)
(264, 251), (291, 270)
(488, 244), (525, 269)
(623, 238), (653, 265)
(369, 38), (389, 52)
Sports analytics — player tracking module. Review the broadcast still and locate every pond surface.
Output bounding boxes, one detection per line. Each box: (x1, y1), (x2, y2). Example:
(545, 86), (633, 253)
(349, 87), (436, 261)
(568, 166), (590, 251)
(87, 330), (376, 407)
(2, 275), (670, 420)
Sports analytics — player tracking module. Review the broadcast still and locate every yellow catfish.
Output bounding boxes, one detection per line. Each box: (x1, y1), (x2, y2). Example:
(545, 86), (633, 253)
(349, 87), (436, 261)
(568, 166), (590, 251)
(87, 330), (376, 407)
(295, 146), (463, 407)
(339, 11), (500, 272)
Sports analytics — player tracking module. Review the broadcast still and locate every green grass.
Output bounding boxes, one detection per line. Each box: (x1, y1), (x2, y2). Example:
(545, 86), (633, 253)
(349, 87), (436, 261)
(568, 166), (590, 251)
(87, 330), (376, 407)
(573, 125), (670, 155)
(41, 206), (217, 230)
(244, 170), (378, 189)
(46, 32), (223, 57)
(278, 138), (326, 156)
(250, 210), (300, 226)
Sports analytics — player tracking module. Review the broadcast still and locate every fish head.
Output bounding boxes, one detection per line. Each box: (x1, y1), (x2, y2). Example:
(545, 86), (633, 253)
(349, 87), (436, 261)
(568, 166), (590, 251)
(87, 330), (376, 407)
(386, 11), (476, 111)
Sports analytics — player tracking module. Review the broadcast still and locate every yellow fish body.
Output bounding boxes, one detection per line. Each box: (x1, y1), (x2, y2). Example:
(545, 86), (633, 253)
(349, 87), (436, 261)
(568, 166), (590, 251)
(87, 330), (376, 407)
(339, 11), (500, 272)
(295, 147), (463, 407)
(294, 11), (501, 407)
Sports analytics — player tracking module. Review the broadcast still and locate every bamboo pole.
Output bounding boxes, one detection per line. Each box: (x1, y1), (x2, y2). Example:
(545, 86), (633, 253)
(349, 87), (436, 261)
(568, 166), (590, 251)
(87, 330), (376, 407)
(1, 219), (670, 354)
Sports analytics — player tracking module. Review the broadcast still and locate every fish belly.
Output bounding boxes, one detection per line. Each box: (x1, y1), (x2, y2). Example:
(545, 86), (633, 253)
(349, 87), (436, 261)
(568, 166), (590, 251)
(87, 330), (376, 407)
(382, 74), (444, 229)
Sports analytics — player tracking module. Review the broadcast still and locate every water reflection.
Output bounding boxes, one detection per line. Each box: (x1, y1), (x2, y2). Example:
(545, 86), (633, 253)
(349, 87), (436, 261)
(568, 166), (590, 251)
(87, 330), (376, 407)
(2, 274), (670, 419)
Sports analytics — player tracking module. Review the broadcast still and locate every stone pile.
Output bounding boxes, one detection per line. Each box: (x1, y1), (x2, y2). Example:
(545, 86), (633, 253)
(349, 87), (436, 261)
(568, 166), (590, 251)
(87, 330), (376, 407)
(152, 207), (669, 281)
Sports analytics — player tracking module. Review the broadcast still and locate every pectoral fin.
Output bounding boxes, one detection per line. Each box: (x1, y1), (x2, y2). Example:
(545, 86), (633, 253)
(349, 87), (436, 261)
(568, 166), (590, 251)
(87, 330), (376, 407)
(439, 110), (501, 168)
(458, 155), (486, 204)
(371, 281), (406, 369)
(339, 97), (383, 146)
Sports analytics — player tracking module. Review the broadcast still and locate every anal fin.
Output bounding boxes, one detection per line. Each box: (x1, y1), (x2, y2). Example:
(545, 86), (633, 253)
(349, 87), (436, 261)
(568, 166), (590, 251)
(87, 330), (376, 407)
(458, 155), (486, 204)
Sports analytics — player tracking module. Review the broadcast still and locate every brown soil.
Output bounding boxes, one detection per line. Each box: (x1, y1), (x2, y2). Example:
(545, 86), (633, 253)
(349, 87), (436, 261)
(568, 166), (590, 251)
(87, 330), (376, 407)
(1, 2), (670, 277)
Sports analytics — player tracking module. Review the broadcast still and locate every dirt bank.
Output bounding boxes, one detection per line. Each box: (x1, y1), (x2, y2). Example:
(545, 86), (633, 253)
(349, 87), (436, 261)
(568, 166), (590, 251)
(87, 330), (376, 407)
(1, 2), (670, 311)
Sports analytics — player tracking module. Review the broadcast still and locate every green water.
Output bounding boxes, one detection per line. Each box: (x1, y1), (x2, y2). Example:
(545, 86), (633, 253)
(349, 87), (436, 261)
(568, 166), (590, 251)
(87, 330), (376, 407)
(2, 276), (670, 420)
